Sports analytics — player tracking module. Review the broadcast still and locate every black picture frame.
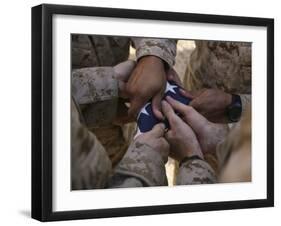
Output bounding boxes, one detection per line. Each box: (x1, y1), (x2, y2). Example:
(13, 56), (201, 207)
(32, 3), (274, 222)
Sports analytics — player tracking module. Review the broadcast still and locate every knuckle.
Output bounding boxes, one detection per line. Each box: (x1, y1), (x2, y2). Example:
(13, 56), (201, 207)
(185, 105), (195, 113)
(165, 131), (174, 140)
(159, 138), (168, 147)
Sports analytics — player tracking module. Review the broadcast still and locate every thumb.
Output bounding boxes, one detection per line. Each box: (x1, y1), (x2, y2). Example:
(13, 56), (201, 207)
(152, 91), (164, 120)
(128, 96), (147, 119)
(118, 81), (129, 98)
(166, 95), (208, 133)
(148, 123), (165, 138)
(161, 100), (181, 129)
(179, 88), (194, 99)
(113, 60), (136, 82)
(167, 68), (182, 86)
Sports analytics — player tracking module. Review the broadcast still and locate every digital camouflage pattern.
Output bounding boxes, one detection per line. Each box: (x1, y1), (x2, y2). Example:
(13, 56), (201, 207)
(177, 159), (217, 185)
(72, 97), (169, 189)
(72, 35), (176, 166)
(174, 106), (252, 185)
(72, 37), (252, 189)
(184, 41), (251, 112)
(71, 99), (112, 190)
(131, 38), (177, 67)
(108, 140), (169, 187)
(72, 67), (118, 127)
(71, 65), (218, 188)
(72, 36), (130, 68)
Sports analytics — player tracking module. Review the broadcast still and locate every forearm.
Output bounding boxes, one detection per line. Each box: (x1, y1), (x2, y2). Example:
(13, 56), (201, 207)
(71, 99), (112, 189)
(72, 67), (119, 127)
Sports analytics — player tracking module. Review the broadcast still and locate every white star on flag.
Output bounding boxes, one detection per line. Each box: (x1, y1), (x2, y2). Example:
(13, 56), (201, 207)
(165, 82), (177, 94)
(134, 127), (142, 139)
(137, 102), (150, 119)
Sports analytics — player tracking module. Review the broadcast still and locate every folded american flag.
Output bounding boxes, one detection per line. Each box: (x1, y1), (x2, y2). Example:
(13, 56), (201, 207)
(135, 81), (191, 138)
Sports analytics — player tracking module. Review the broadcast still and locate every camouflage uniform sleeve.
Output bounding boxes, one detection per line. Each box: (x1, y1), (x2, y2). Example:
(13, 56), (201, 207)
(131, 38), (177, 67)
(176, 158), (217, 185)
(72, 67), (119, 127)
(71, 99), (112, 190)
(239, 94), (251, 115)
(107, 141), (168, 188)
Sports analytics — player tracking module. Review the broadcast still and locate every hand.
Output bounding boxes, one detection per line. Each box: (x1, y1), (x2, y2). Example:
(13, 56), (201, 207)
(113, 60), (136, 125)
(166, 67), (183, 86)
(136, 123), (170, 162)
(113, 60), (136, 99)
(161, 100), (203, 162)
(126, 56), (167, 119)
(113, 99), (134, 125)
(165, 96), (229, 155)
(180, 88), (232, 123)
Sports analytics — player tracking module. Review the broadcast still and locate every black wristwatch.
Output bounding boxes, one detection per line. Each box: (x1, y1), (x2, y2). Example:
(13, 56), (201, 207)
(226, 94), (242, 122)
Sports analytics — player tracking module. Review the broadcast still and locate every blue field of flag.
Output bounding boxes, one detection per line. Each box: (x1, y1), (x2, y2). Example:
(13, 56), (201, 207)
(135, 81), (191, 138)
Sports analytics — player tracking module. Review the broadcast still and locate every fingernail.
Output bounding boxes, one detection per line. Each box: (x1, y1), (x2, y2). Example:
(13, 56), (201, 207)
(179, 88), (186, 93)
(159, 123), (165, 129)
(166, 96), (172, 101)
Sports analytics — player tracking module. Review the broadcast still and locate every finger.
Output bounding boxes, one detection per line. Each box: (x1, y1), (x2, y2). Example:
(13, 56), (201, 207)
(179, 88), (194, 99)
(115, 100), (135, 125)
(164, 130), (174, 142)
(166, 96), (207, 132)
(149, 123), (165, 138)
(113, 60), (136, 82)
(189, 97), (202, 109)
(188, 91), (207, 109)
(118, 81), (129, 99)
(152, 92), (164, 120)
(181, 88), (207, 99)
(167, 68), (182, 86)
(192, 89), (207, 97)
(166, 95), (190, 116)
(161, 100), (180, 128)
(159, 137), (170, 150)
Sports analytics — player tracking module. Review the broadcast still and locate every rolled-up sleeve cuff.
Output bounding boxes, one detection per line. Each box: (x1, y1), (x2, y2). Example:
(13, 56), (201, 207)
(239, 94), (251, 115)
(132, 38), (176, 68)
(177, 159), (217, 185)
(114, 141), (168, 186)
(72, 67), (118, 104)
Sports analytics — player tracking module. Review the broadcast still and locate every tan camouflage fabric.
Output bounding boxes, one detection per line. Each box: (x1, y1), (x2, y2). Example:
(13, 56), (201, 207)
(131, 38), (176, 67)
(108, 140), (169, 187)
(72, 36), (130, 68)
(71, 99), (112, 190)
(179, 40), (252, 177)
(184, 40), (251, 113)
(72, 67), (118, 127)
(72, 35), (176, 69)
(175, 106), (251, 185)
(72, 35), (176, 166)
(72, 97), (169, 189)
(176, 158), (217, 185)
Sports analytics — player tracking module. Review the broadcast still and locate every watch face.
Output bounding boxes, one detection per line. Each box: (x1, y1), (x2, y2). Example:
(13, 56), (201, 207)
(229, 105), (242, 122)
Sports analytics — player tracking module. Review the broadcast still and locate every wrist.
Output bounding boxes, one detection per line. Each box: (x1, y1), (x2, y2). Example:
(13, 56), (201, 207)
(139, 55), (165, 68)
(224, 93), (233, 107)
(181, 144), (203, 161)
(226, 94), (242, 122)
(179, 155), (203, 167)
